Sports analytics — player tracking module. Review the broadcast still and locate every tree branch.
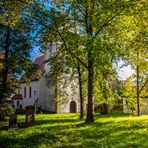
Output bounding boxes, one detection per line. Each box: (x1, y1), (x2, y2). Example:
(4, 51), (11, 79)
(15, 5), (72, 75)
(139, 77), (148, 95)
(94, 14), (117, 37)
(56, 28), (88, 69)
(51, 17), (88, 69)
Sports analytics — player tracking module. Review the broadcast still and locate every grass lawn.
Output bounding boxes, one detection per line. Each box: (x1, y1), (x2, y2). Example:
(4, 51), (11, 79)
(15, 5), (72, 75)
(1, 113), (148, 148)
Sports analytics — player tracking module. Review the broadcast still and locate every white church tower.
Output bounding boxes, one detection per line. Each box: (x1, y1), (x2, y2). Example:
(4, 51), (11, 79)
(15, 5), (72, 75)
(44, 42), (56, 74)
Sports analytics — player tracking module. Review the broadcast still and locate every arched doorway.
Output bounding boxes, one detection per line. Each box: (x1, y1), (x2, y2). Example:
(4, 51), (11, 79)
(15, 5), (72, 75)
(70, 101), (77, 113)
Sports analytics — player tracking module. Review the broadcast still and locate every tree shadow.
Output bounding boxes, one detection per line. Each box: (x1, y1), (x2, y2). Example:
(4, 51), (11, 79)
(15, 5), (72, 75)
(94, 112), (129, 118)
(35, 118), (80, 126)
(0, 131), (58, 148)
(1, 113), (148, 147)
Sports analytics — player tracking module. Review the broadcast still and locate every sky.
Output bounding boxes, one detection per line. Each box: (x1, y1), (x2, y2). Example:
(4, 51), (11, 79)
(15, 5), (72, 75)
(31, 47), (40, 60)
(117, 65), (134, 80)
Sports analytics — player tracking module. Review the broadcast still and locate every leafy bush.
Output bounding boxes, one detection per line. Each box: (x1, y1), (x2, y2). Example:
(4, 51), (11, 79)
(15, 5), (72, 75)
(0, 103), (15, 120)
(15, 109), (26, 115)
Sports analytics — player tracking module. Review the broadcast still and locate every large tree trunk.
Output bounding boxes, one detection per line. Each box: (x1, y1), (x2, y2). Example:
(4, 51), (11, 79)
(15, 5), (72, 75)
(0, 26), (10, 105)
(137, 49), (140, 116)
(85, 51), (94, 123)
(77, 63), (84, 119)
(0, 26), (10, 120)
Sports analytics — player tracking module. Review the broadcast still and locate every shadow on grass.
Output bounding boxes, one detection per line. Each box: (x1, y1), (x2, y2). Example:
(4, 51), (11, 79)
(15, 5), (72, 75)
(35, 118), (80, 126)
(94, 112), (129, 118)
(34, 112), (127, 127)
(1, 113), (148, 148)
(0, 131), (58, 148)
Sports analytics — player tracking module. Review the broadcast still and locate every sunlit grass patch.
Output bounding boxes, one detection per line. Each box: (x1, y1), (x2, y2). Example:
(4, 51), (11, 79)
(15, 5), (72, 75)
(1, 113), (148, 147)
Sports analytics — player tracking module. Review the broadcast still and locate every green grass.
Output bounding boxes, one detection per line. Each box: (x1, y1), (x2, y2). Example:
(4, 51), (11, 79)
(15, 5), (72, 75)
(1, 113), (148, 148)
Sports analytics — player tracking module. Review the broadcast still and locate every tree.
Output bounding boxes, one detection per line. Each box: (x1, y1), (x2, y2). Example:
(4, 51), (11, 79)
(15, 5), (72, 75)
(0, 0), (38, 105)
(115, 0), (148, 115)
(34, 0), (140, 123)
(122, 79), (137, 115)
(16, 0), (147, 121)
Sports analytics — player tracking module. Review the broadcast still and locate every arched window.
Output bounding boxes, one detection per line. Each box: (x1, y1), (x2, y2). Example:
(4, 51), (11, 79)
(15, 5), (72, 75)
(29, 86), (32, 98)
(17, 101), (19, 107)
(24, 87), (26, 98)
(70, 101), (77, 113)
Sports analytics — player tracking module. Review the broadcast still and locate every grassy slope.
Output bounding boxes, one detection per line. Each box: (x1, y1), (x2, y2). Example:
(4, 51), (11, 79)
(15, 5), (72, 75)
(0, 113), (148, 148)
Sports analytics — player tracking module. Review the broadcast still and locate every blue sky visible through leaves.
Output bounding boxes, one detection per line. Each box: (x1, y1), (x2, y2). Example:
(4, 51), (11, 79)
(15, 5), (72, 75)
(117, 60), (134, 80)
(31, 47), (40, 60)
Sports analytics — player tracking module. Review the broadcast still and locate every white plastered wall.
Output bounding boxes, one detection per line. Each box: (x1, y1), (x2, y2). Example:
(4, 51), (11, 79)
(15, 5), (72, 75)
(38, 77), (55, 112)
(57, 78), (80, 113)
(14, 81), (39, 109)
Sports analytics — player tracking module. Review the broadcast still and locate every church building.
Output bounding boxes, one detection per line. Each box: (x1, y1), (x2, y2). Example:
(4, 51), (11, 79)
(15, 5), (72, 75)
(12, 44), (80, 113)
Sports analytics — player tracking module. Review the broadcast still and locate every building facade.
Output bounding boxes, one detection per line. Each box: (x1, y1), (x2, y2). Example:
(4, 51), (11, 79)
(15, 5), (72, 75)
(12, 46), (80, 113)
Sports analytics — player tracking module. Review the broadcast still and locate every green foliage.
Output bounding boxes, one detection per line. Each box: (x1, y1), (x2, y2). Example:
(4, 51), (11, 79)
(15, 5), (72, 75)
(32, 0), (147, 120)
(94, 75), (123, 113)
(115, 0), (148, 104)
(1, 0), (147, 120)
(15, 109), (26, 115)
(0, 0), (39, 100)
(122, 79), (137, 115)
(38, 0), (136, 121)
(123, 78), (148, 116)
(0, 103), (15, 120)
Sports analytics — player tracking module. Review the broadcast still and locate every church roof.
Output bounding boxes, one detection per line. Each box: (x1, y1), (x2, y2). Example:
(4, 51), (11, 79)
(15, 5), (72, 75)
(12, 94), (23, 100)
(34, 55), (45, 73)
(20, 55), (45, 83)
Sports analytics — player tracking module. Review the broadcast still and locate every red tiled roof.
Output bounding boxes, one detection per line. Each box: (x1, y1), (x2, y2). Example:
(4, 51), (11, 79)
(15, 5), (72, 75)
(12, 94), (23, 100)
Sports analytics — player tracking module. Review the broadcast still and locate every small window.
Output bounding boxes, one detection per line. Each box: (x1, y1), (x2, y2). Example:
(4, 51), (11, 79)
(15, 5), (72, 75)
(17, 101), (19, 106)
(24, 87), (26, 98)
(19, 104), (22, 109)
(29, 86), (32, 98)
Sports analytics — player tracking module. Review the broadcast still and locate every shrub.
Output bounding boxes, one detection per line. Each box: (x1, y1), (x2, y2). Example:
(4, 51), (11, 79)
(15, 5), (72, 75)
(15, 109), (26, 115)
(0, 103), (15, 120)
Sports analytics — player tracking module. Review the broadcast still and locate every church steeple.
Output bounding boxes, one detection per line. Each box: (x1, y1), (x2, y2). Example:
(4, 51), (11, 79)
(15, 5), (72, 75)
(44, 42), (56, 73)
